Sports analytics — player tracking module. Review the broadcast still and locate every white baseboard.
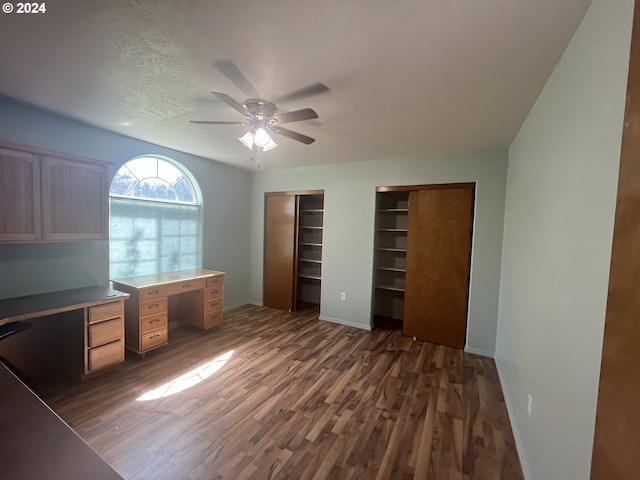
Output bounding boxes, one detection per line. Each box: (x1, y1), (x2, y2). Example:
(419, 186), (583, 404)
(464, 346), (495, 357)
(318, 315), (372, 331)
(495, 357), (532, 480)
(223, 301), (251, 311)
(223, 300), (265, 310)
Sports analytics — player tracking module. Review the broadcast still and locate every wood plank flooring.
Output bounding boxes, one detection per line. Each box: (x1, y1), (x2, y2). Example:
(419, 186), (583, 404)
(36, 305), (523, 480)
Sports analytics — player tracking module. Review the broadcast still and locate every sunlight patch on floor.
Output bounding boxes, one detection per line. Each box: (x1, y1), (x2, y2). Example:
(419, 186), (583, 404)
(136, 350), (233, 401)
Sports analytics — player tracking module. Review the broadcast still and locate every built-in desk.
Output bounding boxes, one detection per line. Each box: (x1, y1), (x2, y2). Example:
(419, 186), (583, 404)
(0, 286), (129, 376)
(0, 362), (123, 479)
(111, 269), (225, 355)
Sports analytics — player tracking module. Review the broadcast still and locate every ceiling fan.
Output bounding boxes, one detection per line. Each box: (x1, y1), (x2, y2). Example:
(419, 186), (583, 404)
(190, 61), (328, 159)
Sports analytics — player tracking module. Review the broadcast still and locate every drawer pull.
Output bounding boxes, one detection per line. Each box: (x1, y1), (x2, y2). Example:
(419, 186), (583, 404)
(148, 303), (160, 309)
(182, 283), (191, 288)
(150, 289), (159, 294)
(150, 333), (161, 339)
(150, 318), (160, 323)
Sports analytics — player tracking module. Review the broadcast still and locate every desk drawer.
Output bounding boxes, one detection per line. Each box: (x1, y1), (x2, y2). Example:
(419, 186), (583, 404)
(88, 301), (123, 324)
(206, 276), (223, 289)
(205, 286), (223, 300)
(89, 340), (123, 371)
(141, 328), (167, 350)
(141, 314), (168, 334)
(88, 318), (123, 348)
(205, 299), (222, 313)
(204, 311), (223, 328)
(166, 279), (205, 296)
(141, 298), (167, 317)
(140, 286), (167, 301)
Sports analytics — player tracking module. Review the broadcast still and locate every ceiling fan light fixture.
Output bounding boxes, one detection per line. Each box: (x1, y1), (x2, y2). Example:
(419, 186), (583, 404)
(253, 127), (272, 147)
(262, 137), (278, 151)
(239, 131), (254, 149)
(238, 131), (278, 151)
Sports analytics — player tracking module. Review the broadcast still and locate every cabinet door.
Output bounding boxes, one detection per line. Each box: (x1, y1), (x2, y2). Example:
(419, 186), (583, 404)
(0, 147), (41, 242)
(404, 186), (474, 348)
(41, 156), (108, 241)
(264, 194), (297, 311)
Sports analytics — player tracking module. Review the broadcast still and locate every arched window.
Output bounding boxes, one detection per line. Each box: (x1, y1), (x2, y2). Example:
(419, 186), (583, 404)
(109, 156), (202, 279)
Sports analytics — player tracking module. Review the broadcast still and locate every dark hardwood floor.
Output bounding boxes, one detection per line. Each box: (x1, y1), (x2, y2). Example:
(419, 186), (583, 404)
(36, 304), (523, 480)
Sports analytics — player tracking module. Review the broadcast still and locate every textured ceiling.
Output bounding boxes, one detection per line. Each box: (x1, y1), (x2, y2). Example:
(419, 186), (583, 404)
(0, 0), (591, 170)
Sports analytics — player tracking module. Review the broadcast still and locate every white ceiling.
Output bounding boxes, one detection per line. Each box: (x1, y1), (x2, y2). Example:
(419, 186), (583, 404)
(0, 0), (591, 170)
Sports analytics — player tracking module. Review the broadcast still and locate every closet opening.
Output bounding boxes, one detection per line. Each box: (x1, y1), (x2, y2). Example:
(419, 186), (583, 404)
(263, 190), (324, 313)
(372, 183), (475, 349)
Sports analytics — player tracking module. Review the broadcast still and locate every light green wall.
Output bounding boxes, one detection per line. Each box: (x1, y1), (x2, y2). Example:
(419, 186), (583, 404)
(0, 98), (252, 308)
(496, 0), (633, 478)
(250, 150), (508, 355)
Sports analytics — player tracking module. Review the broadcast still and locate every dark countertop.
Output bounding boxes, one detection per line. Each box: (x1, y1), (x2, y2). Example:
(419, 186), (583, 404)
(0, 362), (123, 479)
(0, 286), (129, 326)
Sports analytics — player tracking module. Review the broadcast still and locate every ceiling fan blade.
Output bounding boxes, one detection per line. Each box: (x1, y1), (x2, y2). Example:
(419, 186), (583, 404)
(189, 120), (247, 125)
(211, 92), (248, 117)
(214, 60), (259, 99)
(274, 83), (329, 103)
(273, 108), (318, 125)
(269, 125), (316, 145)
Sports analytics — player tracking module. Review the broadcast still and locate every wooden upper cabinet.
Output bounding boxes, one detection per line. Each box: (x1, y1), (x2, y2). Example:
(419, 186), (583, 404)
(41, 156), (108, 241)
(0, 142), (109, 243)
(0, 147), (41, 242)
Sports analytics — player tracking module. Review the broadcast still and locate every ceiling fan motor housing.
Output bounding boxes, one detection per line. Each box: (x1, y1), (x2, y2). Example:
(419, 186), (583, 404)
(244, 99), (277, 122)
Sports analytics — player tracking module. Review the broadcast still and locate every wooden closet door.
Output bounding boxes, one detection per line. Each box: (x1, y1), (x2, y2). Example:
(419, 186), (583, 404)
(263, 194), (298, 311)
(404, 186), (474, 348)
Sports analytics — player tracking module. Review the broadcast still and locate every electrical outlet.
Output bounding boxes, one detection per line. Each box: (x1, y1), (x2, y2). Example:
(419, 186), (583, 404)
(527, 394), (533, 418)
(340, 292), (347, 301)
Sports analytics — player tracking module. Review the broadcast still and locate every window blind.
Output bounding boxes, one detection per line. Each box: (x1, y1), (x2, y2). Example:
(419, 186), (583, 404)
(109, 197), (202, 279)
